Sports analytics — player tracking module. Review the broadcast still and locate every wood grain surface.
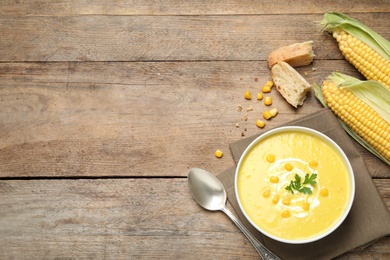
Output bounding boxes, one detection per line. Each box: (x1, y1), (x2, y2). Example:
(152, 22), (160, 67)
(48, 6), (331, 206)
(0, 178), (389, 259)
(1, 0), (389, 259)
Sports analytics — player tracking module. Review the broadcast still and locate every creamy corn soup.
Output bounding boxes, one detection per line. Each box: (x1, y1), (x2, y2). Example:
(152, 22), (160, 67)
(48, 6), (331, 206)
(237, 130), (352, 241)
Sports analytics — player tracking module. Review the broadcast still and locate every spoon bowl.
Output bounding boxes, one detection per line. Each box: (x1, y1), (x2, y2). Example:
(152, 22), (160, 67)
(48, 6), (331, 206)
(188, 168), (281, 260)
(187, 168), (227, 211)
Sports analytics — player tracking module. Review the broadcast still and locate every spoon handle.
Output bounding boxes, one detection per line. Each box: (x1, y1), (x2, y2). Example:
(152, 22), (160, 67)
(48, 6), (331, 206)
(221, 207), (281, 260)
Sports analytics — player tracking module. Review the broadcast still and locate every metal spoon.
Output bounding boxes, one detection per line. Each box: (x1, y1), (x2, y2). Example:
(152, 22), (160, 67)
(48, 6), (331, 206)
(188, 167), (281, 260)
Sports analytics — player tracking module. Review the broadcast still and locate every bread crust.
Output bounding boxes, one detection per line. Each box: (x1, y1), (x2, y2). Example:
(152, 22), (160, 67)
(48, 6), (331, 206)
(267, 41), (315, 68)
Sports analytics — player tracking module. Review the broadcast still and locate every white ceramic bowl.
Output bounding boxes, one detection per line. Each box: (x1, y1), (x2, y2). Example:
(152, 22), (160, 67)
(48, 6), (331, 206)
(235, 126), (355, 244)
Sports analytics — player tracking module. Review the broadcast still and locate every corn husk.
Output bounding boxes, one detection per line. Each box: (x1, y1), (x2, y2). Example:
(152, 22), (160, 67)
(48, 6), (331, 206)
(321, 12), (390, 62)
(314, 72), (390, 166)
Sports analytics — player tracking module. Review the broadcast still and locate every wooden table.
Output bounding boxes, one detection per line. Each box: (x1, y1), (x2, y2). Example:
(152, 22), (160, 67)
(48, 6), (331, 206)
(1, 1), (389, 259)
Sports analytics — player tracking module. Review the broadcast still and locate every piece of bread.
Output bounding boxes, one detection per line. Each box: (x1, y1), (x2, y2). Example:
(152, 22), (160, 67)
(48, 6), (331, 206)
(271, 61), (312, 108)
(267, 41), (314, 68)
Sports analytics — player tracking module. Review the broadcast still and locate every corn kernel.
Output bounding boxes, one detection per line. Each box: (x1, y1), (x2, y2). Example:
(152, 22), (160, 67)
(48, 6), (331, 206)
(244, 90), (252, 100)
(284, 163), (293, 171)
(302, 202), (310, 211)
(309, 160), (319, 168)
(272, 194), (280, 204)
(262, 85), (271, 93)
(263, 110), (272, 120)
(281, 210), (291, 218)
(266, 153), (275, 163)
(256, 119), (265, 128)
(282, 197), (291, 205)
(265, 81), (274, 87)
(262, 189), (271, 198)
(270, 176), (279, 183)
(269, 108), (278, 117)
(214, 149), (223, 158)
(264, 96), (272, 106)
(257, 92), (263, 100)
(320, 188), (329, 197)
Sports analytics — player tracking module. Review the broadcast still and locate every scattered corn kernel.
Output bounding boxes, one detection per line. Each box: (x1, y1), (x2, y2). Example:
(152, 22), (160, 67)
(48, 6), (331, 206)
(266, 153), (275, 163)
(264, 96), (272, 106)
(302, 202), (310, 211)
(263, 110), (272, 120)
(244, 90), (252, 100)
(269, 108), (278, 117)
(264, 108), (278, 120)
(272, 194), (280, 204)
(257, 92), (263, 100)
(281, 210), (291, 218)
(284, 163), (293, 171)
(262, 189), (271, 198)
(309, 160), (319, 168)
(282, 197), (291, 206)
(214, 149), (223, 158)
(320, 188), (329, 197)
(256, 119), (266, 128)
(270, 176), (279, 183)
(262, 85), (271, 93)
(265, 80), (274, 88)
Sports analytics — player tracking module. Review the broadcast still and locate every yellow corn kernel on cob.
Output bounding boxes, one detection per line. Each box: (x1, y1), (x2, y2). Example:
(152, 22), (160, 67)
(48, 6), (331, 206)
(321, 12), (390, 91)
(320, 75), (390, 163)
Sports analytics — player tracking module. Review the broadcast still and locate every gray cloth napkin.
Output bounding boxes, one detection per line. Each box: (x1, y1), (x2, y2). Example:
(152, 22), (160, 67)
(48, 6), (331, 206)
(217, 108), (390, 260)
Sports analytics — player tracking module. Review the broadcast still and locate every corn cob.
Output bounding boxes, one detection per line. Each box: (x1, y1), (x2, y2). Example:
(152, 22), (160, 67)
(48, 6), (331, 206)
(315, 72), (390, 165)
(321, 12), (390, 91)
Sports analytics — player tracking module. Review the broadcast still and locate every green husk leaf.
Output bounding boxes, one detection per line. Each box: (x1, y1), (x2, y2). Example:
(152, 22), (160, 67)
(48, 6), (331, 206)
(321, 12), (390, 62)
(313, 83), (327, 107)
(327, 72), (390, 124)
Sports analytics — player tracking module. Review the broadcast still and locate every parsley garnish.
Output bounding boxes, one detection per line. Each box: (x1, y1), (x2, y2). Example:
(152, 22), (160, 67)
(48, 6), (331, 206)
(285, 173), (317, 195)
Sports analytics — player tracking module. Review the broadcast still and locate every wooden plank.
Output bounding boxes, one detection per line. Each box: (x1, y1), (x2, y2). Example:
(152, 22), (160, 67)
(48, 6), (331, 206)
(1, 13), (389, 62)
(1, 0), (389, 16)
(0, 178), (259, 259)
(0, 178), (389, 259)
(1, 60), (387, 178)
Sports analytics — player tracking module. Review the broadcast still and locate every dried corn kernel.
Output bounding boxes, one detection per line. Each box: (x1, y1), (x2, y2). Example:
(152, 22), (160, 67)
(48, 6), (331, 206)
(309, 160), (319, 168)
(244, 90), (252, 100)
(270, 176), (279, 183)
(256, 119), (265, 128)
(320, 188), (329, 197)
(281, 210), (291, 218)
(266, 153), (275, 163)
(302, 202), (310, 211)
(257, 92), (263, 100)
(214, 149), (223, 158)
(262, 189), (271, 198)
(262, 85), (271, 93)
(272, 194), (280, 204)
(264, 96), (272, 106)
(284, 163), (293, 171)
(282, 197), (291, 205)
